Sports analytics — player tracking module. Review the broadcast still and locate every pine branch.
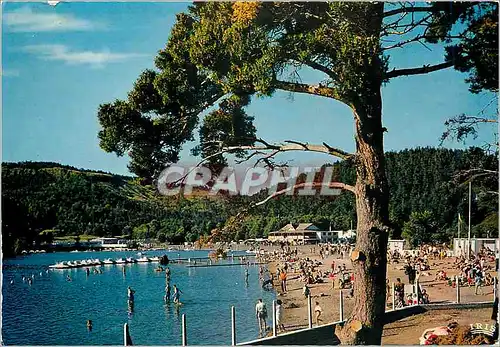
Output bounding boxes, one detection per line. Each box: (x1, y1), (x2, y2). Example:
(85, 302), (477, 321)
(385, 61), (454, 79)
(274, 79), (343, 102)
(253, 182), (356, 207)
(383, 5), (437, 18)
(170, 139), (353, 187)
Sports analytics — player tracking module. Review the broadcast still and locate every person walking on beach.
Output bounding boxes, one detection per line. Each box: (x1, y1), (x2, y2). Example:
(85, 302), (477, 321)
(474, 272), (484, 295)
(303, 284), (310, 298)
(314, 302), (323, 325)
(280, 270), (287, 293)
(255, 299), (268, 337)
(275, 299), (285, 332)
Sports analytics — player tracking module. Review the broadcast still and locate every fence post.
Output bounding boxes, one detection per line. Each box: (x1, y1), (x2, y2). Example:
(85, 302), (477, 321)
(456, 276), (460, 304)
(182, 314), (187, 346)
(392, 282), (396, 310)
(231, 306), (236, 345)
(415, 279), (419, 305)
(307, 294), (313, 328)
(339, 290), (344, 322)
(272, 300), (277, 337)
(123, 323), (132, 346)
(494, 277), (497, 299)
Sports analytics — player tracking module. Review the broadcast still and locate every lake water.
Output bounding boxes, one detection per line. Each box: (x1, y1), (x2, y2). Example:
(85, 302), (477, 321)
(2, 250), (276, 345)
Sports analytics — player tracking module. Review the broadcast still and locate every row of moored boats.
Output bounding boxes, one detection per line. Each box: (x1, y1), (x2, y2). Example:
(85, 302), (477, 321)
(49, 256), (161, 269)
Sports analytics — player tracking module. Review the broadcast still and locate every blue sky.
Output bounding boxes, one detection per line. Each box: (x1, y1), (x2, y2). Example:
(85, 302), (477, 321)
(2, 2), (497, 176)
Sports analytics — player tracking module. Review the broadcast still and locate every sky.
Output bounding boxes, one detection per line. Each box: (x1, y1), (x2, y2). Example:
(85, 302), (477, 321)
(2, 2), (497, 176)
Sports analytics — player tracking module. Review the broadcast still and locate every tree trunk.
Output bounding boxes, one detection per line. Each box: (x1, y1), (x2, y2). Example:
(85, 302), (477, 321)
(337, 92), (390, 344)
(335, 4), (389, 344)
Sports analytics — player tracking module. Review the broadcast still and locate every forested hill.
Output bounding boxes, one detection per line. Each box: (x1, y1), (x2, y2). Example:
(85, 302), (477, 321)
(2, 147), (498, 256)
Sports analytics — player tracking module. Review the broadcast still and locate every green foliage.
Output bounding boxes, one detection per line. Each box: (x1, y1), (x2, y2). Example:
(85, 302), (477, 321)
(402, 211), (438, 248)
(2, 147), (498, 255)
(97, 3), (497, 180)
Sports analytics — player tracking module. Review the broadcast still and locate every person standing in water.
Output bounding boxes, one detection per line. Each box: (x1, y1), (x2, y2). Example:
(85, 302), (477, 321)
(172, 285), (182, 304)
(127, 286), (135, 302)
(245, 267), (249, 285)
(164, 283), (171, 303)
(255, 299), (268, 337)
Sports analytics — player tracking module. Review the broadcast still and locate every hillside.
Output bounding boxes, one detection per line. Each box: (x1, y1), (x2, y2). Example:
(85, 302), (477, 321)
(2, 147), (498, 256)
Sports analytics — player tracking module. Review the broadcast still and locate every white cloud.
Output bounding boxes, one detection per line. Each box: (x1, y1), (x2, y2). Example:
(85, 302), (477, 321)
(4, 6), (103, 32)
(1, 69), (20, 77)
(23, 44), (147, 68)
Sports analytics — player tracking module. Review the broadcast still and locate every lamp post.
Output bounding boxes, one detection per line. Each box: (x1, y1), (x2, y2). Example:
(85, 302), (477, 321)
(467, 181), (472, 259)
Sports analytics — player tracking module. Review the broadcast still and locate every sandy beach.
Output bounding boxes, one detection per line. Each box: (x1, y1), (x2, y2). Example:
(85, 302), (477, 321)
(259, 245), (497, 344)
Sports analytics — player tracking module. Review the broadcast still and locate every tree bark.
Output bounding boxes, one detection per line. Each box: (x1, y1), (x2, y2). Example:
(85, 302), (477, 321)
(337, 4), (390, 345)
(337, 93), (390, 345)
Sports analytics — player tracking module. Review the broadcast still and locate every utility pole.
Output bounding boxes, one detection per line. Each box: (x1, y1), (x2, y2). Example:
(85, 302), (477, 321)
(467, 181), (472, 259)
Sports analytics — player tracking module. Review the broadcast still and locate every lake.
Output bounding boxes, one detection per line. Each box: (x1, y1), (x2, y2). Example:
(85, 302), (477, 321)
(2, 250), (276, 345)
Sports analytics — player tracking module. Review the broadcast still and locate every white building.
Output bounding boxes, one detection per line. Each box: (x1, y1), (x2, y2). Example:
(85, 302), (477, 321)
(388, 239), (406, 252)
(90, 237), (128, 249)
(331, 229), (356, 240)
(453, 238), (499, 256)
(316, 229), (339, 243)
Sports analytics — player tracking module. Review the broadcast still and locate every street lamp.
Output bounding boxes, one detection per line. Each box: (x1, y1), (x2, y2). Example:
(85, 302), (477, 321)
(468, 181), (471, 259)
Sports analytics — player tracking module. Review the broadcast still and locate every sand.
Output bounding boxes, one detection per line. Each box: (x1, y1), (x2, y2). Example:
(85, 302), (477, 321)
(260, 245), (497, 344)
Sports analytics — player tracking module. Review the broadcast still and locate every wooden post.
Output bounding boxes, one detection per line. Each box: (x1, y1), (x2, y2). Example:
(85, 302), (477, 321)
(415, 279), (419, 305)
(272, 300), (277, 337)
(392, 282), (395, 310)
(307, 294), (313, 328)
(339, 290), (344, 321)
(124, 323), (133, 346)
(456, 276), (460, 304)
(494, 277), (497, 299)
(182, 314), (187, 346)
(231, 306), (236, 345)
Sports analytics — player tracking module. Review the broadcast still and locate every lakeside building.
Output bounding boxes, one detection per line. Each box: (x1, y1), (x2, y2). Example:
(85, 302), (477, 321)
(268, 223), (321, 244)
(89, 237), (128, 249)
(267, 223), (357, 244)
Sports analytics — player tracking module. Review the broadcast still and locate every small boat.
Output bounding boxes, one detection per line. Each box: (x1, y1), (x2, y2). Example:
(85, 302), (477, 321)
(126, 257), (136, 263)
(136, 256), (150, 263)
(80, 260), (89, 266)
(103, 258), (115, 265)
(150, 256), (160, 262)
(92, 259), (102, 265)
(68, 261), (81, 268)
(115, 258), (127, 264)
